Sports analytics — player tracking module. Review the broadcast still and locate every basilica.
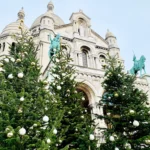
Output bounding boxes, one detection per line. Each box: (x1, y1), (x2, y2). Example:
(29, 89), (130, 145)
(0, 1), (150, 141)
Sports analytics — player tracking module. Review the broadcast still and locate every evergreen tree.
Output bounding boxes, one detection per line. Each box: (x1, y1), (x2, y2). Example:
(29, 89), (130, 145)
(0, 27), (61, 149)
(98, 56), (150, 150)
(48, 46), (97, 150)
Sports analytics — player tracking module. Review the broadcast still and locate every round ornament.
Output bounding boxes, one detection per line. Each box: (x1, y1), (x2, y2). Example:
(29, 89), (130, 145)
(19, 127), (26, 135)
(43, 115), (49, 122)
(16, 59), (21, 63)
(31, 62), (36, 66)
(82, 97), (85, 101)
(53, 129), (57, 134)
(47, 138), (51, 144)
(0, 62), (3, 67)
(4, 58), (9, 63)
(114, 93), (119, 97)
(20, 97), (24, 101)
(129, 110), (135, 114)
(18, 72), (24, 78)
(81, 115), (84, 119)
(124, 143), (131, 149)
(133, 120), (139, 127)
(57, 86), (61, 90)
(89, 134), (94, 140)
(109, 136), (115, 141)
(8, 74), (13, 79)
(10, 58), (15, 62)
(7, 132), (13, 138)
(115, 147), (119, 150)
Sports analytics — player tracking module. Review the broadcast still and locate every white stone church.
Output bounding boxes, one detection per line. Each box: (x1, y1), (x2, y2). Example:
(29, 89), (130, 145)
(0, 1), (150, 140)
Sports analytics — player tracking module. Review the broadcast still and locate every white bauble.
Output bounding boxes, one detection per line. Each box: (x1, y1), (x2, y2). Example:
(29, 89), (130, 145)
(7, 132), (13, 138)
(19, 127), (26, 135)
(67, 89), (70, 92)
(115, 147), (119, 150)
(129, 110), (135, 114)
(16, 59), (21, 63)
(31, 62), (35, 66)
(68, 111), (71, 114)
(56, 59), (59, 63)
(107, 112), (111, 116)
(47, 138), (51, 144)
(52, 82), (56, 86)
(124, 143), (131, 149)
(82, 97), (85, 101)
(0, 62), (3, 66)
(18, 72), (24, 78)
(20, 97), (24, 101)
(53, 129), (57, 134)
(89, 134), (94, 140)
(43, 115), (49, 122)
(145, 139), (150, 144)
(59, 140), (62, 143)
(74, 90), (77, 94)
(133, 120), (139, 127)
(18, 108), (23, 113)
(148, 111), (150, 115)
(4, 58), (9, 62)
(57, 86), (61, 90)
(8, 74), (13, 79)
(109, 136), (115, 141)
(10, 58), (15, 62)
(33, 124), (38, 127)
(62, 73), (66, 76)
(75, 128), (78, 131)
(85, 109), (87, 113)
(81, 115), (84, 119)
(0, 67), (4, 72)
(61, 82), (63, 85)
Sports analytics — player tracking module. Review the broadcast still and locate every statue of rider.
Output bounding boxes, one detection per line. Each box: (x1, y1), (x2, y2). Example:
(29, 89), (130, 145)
(133, 54), (138, 70)
(48, 34), (60, 59)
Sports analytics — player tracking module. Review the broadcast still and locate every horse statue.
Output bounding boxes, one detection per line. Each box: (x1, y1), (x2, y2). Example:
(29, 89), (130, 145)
(48, 34), (61, 59)
(129, 55), (146, 77)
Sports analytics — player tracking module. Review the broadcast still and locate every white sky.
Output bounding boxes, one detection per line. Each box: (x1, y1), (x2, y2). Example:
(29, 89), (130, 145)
(0, 0), (150, 74)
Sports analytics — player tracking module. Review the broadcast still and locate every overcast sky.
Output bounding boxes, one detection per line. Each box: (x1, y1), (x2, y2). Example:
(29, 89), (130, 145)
(0, 0), (150, 74)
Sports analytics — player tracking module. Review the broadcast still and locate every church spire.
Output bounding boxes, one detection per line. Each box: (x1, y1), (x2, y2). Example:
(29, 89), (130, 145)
(18, 7), (25, 20)
(47, 1), (54, 12)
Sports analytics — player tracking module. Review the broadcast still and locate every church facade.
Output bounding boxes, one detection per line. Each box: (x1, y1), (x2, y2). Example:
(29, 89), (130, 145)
(0, 1), (150, 140)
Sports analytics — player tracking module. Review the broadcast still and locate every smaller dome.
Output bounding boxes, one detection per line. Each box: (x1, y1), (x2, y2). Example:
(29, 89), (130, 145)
(105, 29), (115, 39)
(47, 1), (54, 11)
(0, 8), (29, 37)
(0, 21), (29, 37)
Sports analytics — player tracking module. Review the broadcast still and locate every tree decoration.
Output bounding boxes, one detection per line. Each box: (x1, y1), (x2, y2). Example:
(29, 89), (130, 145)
(43, 116), (49, 122)
(7, 132), (13, 138)
(133, 120), (139, 127)
(18, 72), (24, 78)
(8, 74), (13, 79)
(19, 127), (26, 135)
(89, 134), (95, 140)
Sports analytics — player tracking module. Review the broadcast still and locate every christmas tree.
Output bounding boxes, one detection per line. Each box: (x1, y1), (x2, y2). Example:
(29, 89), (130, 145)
(0, 27), (61, 149)
(98, 56), (150, 150)
(48, 44), (98, 150)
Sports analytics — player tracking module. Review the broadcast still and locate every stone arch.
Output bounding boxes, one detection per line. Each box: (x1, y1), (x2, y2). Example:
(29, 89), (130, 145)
(77, 81), (97, 105)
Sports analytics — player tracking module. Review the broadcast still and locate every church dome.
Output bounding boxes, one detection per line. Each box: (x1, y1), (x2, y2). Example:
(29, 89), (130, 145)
(30, 1), (64, 29)
(105, 29), (115, 39)
(0, 8), (29, 37)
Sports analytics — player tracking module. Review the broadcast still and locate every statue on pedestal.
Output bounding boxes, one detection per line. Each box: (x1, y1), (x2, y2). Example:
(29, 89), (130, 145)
(129, 55), (146, 77)
(48, 34), (60, 59)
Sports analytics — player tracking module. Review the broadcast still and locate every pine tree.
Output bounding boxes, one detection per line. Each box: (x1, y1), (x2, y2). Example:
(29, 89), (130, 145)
(0, 28), (61, 149)
(98, 56), (150, 150)
(48, 45), (98, 150)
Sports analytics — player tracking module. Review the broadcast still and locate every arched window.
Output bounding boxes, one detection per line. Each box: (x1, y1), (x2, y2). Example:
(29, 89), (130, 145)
(81, 46), (90, 67)
(3, 43), (5, 52)
(11, 42), (16, 52)
(82, 50), (88, 67)
(99, 54), (106, 63)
